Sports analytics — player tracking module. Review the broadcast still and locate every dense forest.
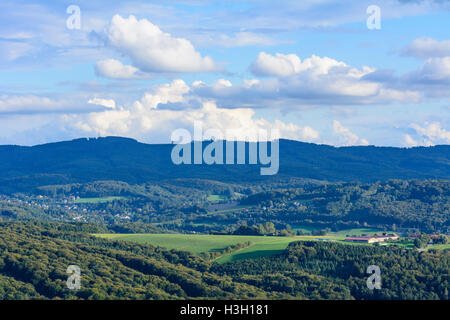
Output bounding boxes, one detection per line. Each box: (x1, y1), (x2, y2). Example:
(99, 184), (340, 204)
(0, 222), (448, 300)
(1, 179), (448, 234)
(240, 179), (450, 233)
(212, 241), (449, 300)
(0, 137), (449, 193)
(0, 222), (269, 300)
(0, 138), (448, 301)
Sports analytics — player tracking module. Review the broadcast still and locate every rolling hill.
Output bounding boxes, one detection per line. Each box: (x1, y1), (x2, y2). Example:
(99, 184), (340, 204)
(0, 136), (448, 193)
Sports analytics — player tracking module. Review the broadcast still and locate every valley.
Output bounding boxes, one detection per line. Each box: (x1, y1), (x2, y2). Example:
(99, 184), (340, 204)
(0, 138), (448, 300)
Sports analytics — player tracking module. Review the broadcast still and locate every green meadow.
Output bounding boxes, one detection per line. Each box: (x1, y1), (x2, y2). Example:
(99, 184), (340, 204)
(74, 196), (126, 204)
(94, 233), (339, 263)
(95, 228), (445, 264)
(291, 225), (389, 237)
(428, 243), (450, 250)
(206, 194), (228, 202)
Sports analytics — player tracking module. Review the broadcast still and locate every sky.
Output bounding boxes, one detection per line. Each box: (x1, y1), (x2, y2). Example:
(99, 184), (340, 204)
(0, 0), (449, 147)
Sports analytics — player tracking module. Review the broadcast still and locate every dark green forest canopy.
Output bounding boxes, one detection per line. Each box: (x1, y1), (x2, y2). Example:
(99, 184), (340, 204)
(211, 241), (450, 300)
(0, 222), (270, 300)
(240, 179), (450, 233)
(0, 137), (449, 193)
(0, 137), (448, 300)
(3, 179), (447, 234)
(0, 222), (448, 300)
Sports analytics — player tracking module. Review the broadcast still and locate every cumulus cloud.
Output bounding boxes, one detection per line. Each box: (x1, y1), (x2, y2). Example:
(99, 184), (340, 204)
(401, 57), (450, 97)
(194, 31), (280, 48)
(0, 42), (34, 61)
(332, 120), (369, 146)
(103, 15), (219, 75)
(133, 79), (191, 110)
(71, 100), (318, 144)
(402, 37), (450, 59)
(406, 122), (450, 146)
(0, 95), (105, 115)
(298, 125), (320, 141)
(95, 59), (141, 79)
(0, 93), (125, 116)
(62, 79), (321, 144)
(88, 98), (116, 109)
(403, 134), (420, 147)
(399, 38), (450, 97)
(251, 52), (302, 77)
(251, 52), (349, 77)
(410, 57), (450, 82)
(190, 53), (420, 108)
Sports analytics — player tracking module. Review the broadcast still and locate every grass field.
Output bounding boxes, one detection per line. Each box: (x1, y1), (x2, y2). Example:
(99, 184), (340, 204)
(95, 228), (447, 264)
(74, 196), (126, 204)
(329, 228), (390, 238)
(206, 194), (228, 202)
(206, 205), (251, 214)
(291, 225), (389, 237)
(206, 193), (245, 203)
(427, 243), (450, 250)
(94, 233), (340, 263)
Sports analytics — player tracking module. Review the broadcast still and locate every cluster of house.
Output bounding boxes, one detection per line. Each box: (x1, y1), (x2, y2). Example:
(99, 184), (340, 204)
(345, 233), (400, 243)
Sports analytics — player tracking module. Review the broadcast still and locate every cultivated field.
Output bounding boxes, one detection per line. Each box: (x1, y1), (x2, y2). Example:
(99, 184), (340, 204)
(74, 196), (126, 204)
(95, 229), (448, 263)
(95, 233), (342, 263)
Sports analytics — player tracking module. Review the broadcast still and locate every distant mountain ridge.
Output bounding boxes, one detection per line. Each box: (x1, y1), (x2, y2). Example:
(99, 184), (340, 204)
(0, 136), (448, 193)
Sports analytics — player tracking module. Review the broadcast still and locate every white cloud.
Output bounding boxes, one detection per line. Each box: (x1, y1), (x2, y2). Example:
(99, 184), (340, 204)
(409, 122), (450, 145)
(0, 42), (34, 61)
(206, 32), (280, 48)
(0, 94), (120, 115)
(213, 79), (233, 88)
(73, 109), (132, 136)
(402, 37), (450, 59)
(413, 57), (450, 81)
(251, 52), (304, 77)
(402, 57), (450, 97)
(95, 59), (141, 79)
(403, 134), (420, 147)
(299, 125), (320, 141)
(88, 98), (116, 109)
(333, 120), (369, 146)
(251, 52), (372, 78)
(133, 79), (190, 110)
(71, 100), (317, 143)
(65, 79), (320, 144)
(0, 95), (86, 114)
(104, 14), (219, 74)
(190, 53), (420, 108)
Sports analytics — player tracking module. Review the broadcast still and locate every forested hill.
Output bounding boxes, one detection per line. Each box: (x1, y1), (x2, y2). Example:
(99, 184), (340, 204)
(0, 137), (449, 192)
(1, 222), (448, 300)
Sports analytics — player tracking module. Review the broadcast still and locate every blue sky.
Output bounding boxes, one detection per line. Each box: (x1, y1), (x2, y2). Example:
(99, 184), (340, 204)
(0, 0), (449, 146)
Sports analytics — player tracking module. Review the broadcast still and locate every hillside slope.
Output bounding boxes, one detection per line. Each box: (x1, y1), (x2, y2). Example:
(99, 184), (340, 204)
(0, 137), (448, 192)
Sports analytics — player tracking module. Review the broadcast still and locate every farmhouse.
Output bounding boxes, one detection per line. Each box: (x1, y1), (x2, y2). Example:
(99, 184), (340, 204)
(345, 233), (399, 243)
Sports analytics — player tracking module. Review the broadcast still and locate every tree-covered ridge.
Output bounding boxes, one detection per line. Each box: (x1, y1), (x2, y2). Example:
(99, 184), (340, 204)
(212, 241), (450, 300)
(240, 179), (450, 233)
(0, 222), (448, 300)
(0, 137), (449, 194)
(1, 179), (448, 234)
(0, 222), (272, 300)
